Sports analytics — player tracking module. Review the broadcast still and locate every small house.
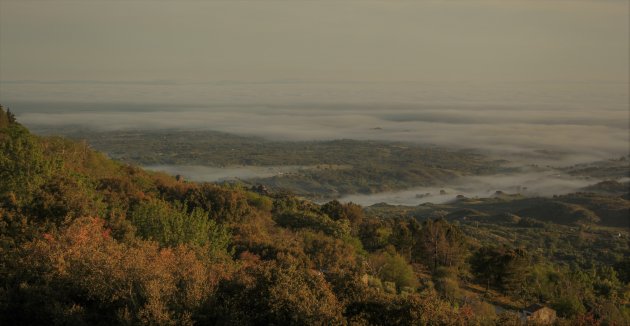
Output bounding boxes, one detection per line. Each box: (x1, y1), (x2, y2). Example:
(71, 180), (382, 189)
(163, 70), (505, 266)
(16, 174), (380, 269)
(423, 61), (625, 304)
(522, 304), (556, 325)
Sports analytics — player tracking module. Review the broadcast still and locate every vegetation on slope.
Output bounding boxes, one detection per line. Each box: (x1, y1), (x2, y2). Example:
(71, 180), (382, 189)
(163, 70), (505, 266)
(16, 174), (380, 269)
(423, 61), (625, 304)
(1, 105), (629, 325)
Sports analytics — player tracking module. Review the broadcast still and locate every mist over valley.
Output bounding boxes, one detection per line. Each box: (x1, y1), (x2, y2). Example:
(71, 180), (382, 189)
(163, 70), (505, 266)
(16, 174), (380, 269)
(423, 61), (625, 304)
(1, 1), (629, 324)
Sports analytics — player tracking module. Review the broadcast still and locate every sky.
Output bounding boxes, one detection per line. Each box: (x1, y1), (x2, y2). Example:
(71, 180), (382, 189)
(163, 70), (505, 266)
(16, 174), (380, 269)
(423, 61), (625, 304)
(0, 0), (628, 85)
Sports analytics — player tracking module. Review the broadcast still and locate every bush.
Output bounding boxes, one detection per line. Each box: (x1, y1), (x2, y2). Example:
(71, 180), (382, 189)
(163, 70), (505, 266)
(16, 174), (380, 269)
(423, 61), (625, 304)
(274, 210), (351, 238)
(553, 294), (586, 318)
(369, 250), (419, 291)
(131, 199), (229, 252)
(4, 217), (229, 325)
(211, 256), (344, 324)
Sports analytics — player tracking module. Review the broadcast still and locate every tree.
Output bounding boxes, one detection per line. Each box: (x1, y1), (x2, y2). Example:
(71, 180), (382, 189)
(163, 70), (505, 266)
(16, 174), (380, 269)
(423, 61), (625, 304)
(415, 219), (467, 272)
(302, 231), (360, 274)
(470, 246), (530, 295)
(0, 105), (9, 128)
(321, 200), (345, 220)
(131, 199), (229, 252)
(6, 108), (16, 124)
(345, 291), (466, 325)
(211, 256), (344, 325)
(274, 210), (351, 238)
(29, 174), (105, 226)
(470, 246), (497, 292)
(321, 200), (364, 228)
(499, 248), (530, 295)
(359, 218), (392, 251)
(369, 248), (419, 290)
(173, 183), (253, 223)
(390, 218), (421, 261)
(0, 123), (58, 206)
(3, 217), (227, 325)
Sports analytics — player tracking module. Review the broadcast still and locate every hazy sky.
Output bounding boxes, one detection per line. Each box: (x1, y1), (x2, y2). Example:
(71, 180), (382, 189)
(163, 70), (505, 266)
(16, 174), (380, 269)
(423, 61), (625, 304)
(1, 0), (628, 84)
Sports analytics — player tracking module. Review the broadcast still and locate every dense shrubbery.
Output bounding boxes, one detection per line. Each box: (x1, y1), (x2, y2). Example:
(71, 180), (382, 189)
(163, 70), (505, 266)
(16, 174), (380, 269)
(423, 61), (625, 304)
(1, 106), (628, 325)
(5, 217), (228, 325)
(131, 199), (229, 250)
(0, 107), (463, 324)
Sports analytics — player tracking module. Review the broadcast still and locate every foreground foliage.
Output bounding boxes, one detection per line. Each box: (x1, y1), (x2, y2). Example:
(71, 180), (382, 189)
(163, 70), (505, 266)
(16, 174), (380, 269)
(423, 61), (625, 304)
(1, 106), (628, 325)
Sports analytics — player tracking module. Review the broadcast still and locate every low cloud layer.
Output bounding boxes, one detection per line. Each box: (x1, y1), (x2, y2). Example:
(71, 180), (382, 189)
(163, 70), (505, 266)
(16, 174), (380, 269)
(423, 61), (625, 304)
(144, 165), (309, 182)
(15, 105), (628, 165)
(144, 164), (607, 206)
(3, 81), (628, 165)
(339, 170), (601, 206)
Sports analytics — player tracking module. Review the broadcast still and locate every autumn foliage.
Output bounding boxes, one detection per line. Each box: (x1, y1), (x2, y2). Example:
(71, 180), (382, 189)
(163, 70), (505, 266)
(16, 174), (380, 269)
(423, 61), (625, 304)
(1, 106), (628, 325)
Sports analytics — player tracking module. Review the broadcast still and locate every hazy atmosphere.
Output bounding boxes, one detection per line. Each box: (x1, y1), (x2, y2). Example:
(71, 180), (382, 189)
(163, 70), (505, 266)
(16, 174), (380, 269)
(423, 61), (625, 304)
(2, 1), (628, 165)
(1, 1), (628, 83)
(1, 0), (629, 185)
(1, 2), (630, 324)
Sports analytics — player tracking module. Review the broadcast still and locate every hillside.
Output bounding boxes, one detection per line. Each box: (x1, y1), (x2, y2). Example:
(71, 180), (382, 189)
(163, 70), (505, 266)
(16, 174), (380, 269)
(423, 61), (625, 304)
(1, 105), (629, 325)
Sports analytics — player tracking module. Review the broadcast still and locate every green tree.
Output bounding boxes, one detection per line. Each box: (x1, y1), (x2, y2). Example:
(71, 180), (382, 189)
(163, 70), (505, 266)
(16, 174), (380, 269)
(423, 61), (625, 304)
(369, 249), (418, 290)
(6, 108), (16, 124)
(321, 200), (365, 229)
(211, 256), (344, 325)
(359, 218), (392, 251)
(471, 246), (530, 295)
(131, 199), (229, 251)
(0, 105), (9, 128)
(0, 123), (58, 206)
(274, 210), (351, 238)
(416, 219), (467, 272)
(345, 291), (466, 325)
(302, 231), (360, 273)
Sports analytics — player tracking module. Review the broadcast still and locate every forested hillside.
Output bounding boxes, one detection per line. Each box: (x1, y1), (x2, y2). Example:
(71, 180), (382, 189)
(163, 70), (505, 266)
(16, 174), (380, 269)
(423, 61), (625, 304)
(1, 105), (629, 325)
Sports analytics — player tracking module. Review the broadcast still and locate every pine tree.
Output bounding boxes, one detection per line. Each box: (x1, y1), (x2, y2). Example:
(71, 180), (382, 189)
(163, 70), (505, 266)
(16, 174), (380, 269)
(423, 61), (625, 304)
(6, 108), (16, 123)
(0, 105), (8, 128)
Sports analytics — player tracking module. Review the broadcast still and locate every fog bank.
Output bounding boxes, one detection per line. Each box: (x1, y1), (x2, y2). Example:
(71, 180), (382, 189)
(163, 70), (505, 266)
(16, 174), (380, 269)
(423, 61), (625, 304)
(144, 165), (310, 183)
(12, 87), (628, 165)
(339, 170), (601, 206)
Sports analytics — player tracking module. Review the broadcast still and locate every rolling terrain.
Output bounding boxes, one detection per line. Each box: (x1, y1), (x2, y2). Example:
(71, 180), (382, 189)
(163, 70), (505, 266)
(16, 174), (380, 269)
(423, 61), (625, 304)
(2, 106), (629, 324)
